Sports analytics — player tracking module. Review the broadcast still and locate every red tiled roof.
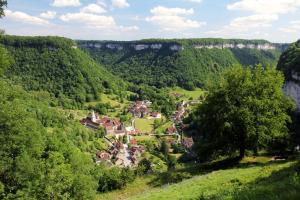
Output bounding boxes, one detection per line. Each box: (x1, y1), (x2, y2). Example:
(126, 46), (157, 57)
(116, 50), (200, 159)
(166, 126), (177, 134)
(183, 137), (194, 148)
(130, 139), (137, 145)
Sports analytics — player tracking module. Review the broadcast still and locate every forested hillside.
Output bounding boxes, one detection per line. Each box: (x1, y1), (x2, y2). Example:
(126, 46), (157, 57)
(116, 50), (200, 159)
(0, 35), (126, 108)
(278, 39), (300, 80)
(78, 39), (286, 89)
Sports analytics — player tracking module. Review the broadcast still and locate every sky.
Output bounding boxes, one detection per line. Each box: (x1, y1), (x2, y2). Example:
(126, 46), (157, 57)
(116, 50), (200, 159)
(1, 0), (300, 42)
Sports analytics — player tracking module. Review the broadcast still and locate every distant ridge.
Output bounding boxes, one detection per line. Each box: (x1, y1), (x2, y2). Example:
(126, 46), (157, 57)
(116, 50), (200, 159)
(78, 38), (286, 90)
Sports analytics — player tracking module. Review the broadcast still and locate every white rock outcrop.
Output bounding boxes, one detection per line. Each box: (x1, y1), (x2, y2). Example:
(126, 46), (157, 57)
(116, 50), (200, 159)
(106, 44), (123, 50)
(134, 44), (149, 50)
(150, 44), (163, 49)
(170, 45), (184, 51)
(257, 44), (275, 50)
(283, 81), (300, 111)
(94, 44), (102, 48)
(193, 43), (276, 50)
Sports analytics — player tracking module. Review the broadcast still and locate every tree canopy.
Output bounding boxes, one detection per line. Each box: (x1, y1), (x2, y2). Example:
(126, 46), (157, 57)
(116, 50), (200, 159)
(189, 65), (294, 160)
(0, 0), (7, 17)
(277, 39), (300, 80)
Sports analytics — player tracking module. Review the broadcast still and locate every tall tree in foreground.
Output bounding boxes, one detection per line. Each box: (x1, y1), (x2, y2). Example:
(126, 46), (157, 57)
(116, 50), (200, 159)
(191, 65), (294, 160)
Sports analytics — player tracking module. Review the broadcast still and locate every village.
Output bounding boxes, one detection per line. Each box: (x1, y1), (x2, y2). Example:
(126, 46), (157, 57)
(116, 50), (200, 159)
(80, 98), (196, 168)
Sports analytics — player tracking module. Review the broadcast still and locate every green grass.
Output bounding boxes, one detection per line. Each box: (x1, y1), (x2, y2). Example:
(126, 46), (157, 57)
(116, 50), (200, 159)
(131, 161), (299, 200)
(135, 118), (155, 133)
(97, 176), (155, 200)
(134, 135), (157, 142)
(168, 87), (205, 101)
(85, 93), (131, 117)
(155, 120), (173, 134)
(55, 107), (88, 120)
(95, 157), (300, 200)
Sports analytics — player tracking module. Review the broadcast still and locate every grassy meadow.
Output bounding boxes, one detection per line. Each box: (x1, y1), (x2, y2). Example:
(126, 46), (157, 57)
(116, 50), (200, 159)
(135, 118), (155, 133)
(96, 157), (300, 200)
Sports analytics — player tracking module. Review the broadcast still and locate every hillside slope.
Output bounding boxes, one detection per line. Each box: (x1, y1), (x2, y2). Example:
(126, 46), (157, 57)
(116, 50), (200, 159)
(130, 161), (299, 200)
(78, 39), (287, 89)
(0, 35), (125, 108)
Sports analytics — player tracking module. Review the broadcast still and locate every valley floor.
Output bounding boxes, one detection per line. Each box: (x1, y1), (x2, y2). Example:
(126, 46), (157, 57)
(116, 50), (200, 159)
(97, 157), (300, 200)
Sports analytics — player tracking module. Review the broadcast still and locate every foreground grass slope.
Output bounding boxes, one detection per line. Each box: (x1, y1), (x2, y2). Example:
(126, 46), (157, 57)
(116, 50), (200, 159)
(130, 161), (299, 200)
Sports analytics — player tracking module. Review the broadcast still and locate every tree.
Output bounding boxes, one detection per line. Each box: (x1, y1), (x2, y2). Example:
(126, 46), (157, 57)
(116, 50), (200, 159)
(153, 119), (161, 129)
(160, 140), (170, 157)
(122, 135), (128, 144)
(166, 154), (177, 170)
(0, 0), (7, 18)
(0, 46), (11, 76)
(191, 65), (294, 160)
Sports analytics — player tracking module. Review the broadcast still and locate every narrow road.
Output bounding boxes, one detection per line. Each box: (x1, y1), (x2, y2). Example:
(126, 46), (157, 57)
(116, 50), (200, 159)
(123, 144), (132, 167)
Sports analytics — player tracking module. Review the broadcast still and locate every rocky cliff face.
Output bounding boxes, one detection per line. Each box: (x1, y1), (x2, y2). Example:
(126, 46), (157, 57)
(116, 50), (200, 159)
(283, 80), (300, 111)
(78, 39), (288, 53)
(277, 39), (300, 111)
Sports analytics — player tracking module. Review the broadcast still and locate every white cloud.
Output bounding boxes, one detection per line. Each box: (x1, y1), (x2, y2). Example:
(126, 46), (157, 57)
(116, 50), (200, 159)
(97, 0), (107, 8)
(60, 12), (138, 32)
(60, 12), (115, 29)
(119, 25), (139, 31)
(5, 9), (50, 26)
(209, 0), (300, 39)
(52, 0), (81, 7)
(81, 4), (106, 14)
(150, 6), (194, 16)
(206, 14), (277, 37)
(112, 0), (130, 9)
(229, 14), (278, 29)
(186, 0), (203, 3)
(279, 20), (300, 33)
(146, 6), (205, 31)
(40, 11), (56, 19)
(227, 0), (300, 15)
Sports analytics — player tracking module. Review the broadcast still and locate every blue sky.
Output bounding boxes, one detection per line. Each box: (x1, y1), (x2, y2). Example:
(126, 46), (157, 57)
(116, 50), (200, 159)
(1, 0), (300, 42)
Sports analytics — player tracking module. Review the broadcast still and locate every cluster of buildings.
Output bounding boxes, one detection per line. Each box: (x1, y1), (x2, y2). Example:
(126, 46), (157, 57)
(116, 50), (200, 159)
(129, 100), (162, 119)
(172, 101), (188, 123)
(165, 137), (194, 150)
(80, 111), (140, 138)
(129, 101), (149, 118)
(96, 140), (145, 167)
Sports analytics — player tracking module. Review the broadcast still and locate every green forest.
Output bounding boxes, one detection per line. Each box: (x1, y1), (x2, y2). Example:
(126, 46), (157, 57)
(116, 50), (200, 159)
(0, 35), (126, 108)
(78, 39), (284, 90)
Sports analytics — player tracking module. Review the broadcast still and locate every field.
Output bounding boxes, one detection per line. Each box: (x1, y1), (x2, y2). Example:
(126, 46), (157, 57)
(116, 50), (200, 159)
(85, 93), (132, 117)
(96, 157), (300, 200)
(168, 87), (206, 101)
(134, 135), (157, 142)
(135, 118), (155, 133)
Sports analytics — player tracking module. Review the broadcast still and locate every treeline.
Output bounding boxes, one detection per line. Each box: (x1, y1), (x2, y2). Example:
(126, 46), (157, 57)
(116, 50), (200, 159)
(79, 38), (285, 47)
(79, 39), (282, 90)
(0, 35), (126, 109)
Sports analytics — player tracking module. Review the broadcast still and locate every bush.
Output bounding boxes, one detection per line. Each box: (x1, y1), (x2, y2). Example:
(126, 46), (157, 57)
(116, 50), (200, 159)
(97, 167), (136, 192)
(156, 172), (192, 185)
